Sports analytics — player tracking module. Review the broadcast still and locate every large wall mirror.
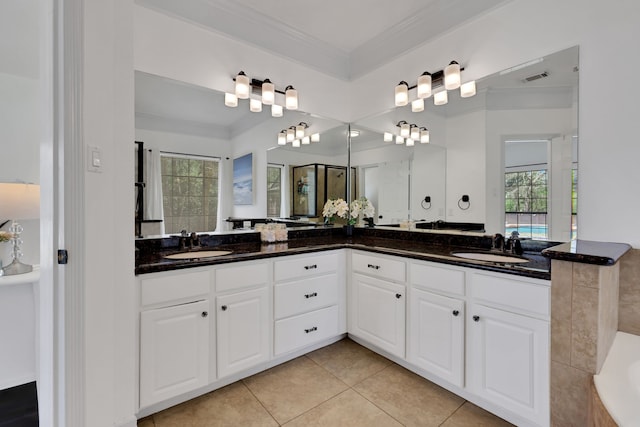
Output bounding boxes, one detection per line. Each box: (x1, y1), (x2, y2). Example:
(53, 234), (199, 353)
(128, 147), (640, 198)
(134, 71), (347, 236)
(351, 45), (578, 240)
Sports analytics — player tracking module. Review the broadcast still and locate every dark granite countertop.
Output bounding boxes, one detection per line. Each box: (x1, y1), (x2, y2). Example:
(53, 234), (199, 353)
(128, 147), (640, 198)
(136, 227), (556, 280)
(542, 239), (631, 265)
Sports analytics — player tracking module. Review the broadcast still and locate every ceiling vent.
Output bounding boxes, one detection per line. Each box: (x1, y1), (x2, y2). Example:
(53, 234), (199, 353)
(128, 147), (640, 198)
(522, 71), (549, 83)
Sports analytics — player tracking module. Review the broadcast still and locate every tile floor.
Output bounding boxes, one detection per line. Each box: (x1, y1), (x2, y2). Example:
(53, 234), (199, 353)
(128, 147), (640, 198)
(138, 338), (513, 427)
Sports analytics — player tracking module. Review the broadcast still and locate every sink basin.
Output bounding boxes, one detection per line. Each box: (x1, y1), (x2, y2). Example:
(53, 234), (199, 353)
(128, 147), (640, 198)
(164, 250), (232, 260)
(451, 252), (529, 264)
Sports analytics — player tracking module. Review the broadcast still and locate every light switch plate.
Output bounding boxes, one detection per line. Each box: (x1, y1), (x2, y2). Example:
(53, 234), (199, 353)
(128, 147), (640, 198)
(87, 145), (102, 173)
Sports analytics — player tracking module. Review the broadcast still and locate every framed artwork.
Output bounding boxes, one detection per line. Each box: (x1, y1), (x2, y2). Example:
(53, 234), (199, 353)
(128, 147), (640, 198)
(233, 152), (254, 205)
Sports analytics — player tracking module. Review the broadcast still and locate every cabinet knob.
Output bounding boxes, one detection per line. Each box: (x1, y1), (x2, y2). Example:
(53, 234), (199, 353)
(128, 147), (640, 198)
(452, 310), (459, 316)
(473, 315), (480, 322)
(221, 305), (228, 311)
(201, 311), (208, 317)
(395, 293), (402, 299)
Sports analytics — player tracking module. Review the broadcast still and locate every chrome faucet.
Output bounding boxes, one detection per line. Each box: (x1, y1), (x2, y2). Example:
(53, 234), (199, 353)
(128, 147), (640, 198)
(505, 231), (523, 255)
(179, 230), (200, 250)
(493, 233), (505, 251)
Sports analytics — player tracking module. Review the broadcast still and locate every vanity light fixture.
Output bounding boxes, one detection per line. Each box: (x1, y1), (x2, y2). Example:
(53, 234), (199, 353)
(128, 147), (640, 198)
(226, 71), (299, 116)
(394, 61), (475, 107)
(277, 122), (317, 148)
(384, 132), (393, 142)
(311, 133), (320, 143)
(385, 121), (430, 146)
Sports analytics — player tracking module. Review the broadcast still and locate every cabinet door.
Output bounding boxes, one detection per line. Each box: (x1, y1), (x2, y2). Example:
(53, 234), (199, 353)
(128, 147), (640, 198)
(409, 288), (464, 387)
(217, 287), (269, 378)
(350, 273), (405, 358)
(139, 300), (210, 408)
(468, 304), (549, 426)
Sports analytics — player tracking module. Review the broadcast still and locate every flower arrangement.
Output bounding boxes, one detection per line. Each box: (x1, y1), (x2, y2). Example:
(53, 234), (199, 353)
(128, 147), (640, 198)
(350, 197), (375, 223)
(0, 231), (13, 243)
(322, 198), (349, 224)
(322, 197), (375, 225)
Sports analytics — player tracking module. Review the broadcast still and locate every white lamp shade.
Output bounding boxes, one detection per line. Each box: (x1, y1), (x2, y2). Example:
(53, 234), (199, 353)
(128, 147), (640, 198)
(411, 98), (424, 112)
(460, 80), (477, 98)
(286, 128), (295, 142)
(292, 139), (301, 148)
(302, 136), (310, 145)
(311, 133), (320, 142)
(0, 183), (40, 219)
(395, 135), (404, 144)
(444, 61), (461, 90)
(224, 92), (238, 107)
(235, 72), (250, 99)
(278, 132), (287, 145)
(285, 87), (298, 110)
(420, 129), (430, 143)
(271, 104), (283, 117)
(434, 90), (448, 106)
(249, 98), (262, 112)
(406, 138), (415, 147)
(417, 73), (432, 98)
(400, 122), (410, 137)
(410, 126), (420, 140)
(383, 132), (393, 142)
(295, 125), (305, 139)
(261, 80), (275, 105)
(395, 82), (408, 106)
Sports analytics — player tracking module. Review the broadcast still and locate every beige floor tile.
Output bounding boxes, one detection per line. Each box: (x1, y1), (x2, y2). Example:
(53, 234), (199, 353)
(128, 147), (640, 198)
(137, 417), (155, 427)
(284, 389), (403, 427)
(441, 402), (514, 427)
(243, 356), (349, 424)
(153, 382), (278, 427)
(354, 363), (464, 427)
(307, 338), (392, 386)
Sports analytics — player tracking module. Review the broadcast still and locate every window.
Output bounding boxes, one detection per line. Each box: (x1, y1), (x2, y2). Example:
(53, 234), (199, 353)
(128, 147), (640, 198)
(267, 165), (282, 217)
(161, 155), (219, 233)
(505, 169), (548, 239)
(571, 168), (578, 240)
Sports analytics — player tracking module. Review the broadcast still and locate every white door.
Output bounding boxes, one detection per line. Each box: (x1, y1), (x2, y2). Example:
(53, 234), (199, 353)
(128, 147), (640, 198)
(409, 288), (464, 387)
(351, 273), (405, 358)
(139, 300), (210, 408)
(468, 303), (549, 426)
(217, 287), (269, 378)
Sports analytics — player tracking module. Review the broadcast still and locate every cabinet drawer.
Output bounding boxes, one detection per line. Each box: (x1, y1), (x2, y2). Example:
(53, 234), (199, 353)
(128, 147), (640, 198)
(140, 269), (210, 307)
(215, 261), (269, 292)
(274, 252), (339, 282)
(410, 262), (465, 296)
(274, 305), (339, 355)
(352, 252), (406, 283)
(274, 274), (339, 319)
(470, 272), (550, 318)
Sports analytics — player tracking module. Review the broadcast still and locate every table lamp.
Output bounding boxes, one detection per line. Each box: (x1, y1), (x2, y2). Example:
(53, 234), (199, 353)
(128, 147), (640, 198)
(0, 182), (40, 276)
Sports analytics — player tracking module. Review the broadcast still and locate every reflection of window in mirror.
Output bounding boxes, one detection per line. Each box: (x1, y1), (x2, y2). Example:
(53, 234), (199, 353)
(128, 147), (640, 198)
(267, 164), (283, 217)
(161, 154), (219, 233)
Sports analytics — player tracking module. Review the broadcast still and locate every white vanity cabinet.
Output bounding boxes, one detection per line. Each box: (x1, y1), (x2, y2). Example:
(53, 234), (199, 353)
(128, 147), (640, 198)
(138, 268), (211, 408)
(215, 261), (270, 378)
(409, 262), (465, 387)
(466, 271), (550, 427)
(350, 251), (407, 358)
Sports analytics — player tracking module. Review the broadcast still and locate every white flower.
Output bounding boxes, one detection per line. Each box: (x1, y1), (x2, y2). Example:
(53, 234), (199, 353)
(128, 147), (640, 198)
(322, 198), (349, 219)
(0, 231), (13, 243)
(350, 197), (375, 219)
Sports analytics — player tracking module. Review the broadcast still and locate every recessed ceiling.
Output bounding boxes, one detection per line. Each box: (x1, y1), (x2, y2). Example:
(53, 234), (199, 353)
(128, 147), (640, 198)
(135, 0), (513, 80)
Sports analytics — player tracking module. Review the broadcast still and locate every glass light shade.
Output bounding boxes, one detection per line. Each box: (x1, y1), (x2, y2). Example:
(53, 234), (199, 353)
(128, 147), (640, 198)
(444, 61), (461, 90)
(302, 136), (310, 145)
(285, 86), (298, 110)
(434, 90), (448, 106)
(410, 126), (420, 141)
(394, 82), (409, 106)
(292, 139), (301, 148)
(460, 80), (477, 98)
(278, 132), (287, 145)
(249, 98), (262, 112)
(311, 133), (320, 142)
(406, 138), (415, 147)
(417, 73), (432, 98)
(383, 132), (393, 142)
(224, 92), (238, 107)
(0, 183), (40, 219)
(395, 135), (404, 144)
(261, 80), (275, 105)
(295, 124), (305, 139)
(235, 72), (250, 99)
(271, 104), (283, 117)
(411, 98), (424, 113)
(286, 128), (295, 142)
(400, 122), (410, 137)
(420, 129), (430, 143)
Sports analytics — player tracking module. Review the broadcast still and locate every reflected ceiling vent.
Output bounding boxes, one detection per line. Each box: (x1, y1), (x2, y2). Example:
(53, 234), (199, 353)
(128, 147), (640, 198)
(522, 71), (549, 83)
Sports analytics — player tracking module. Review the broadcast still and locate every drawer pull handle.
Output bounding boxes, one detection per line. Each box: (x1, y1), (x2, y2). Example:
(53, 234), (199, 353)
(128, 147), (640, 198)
(452, 310), (459, 316)
(304, 264), (318, 270)
(304, 326), (318, 333)
(304, 292), (318, 299)
(473, 315), (480, 322)
(395, 293), (402, 299)
(367, 264), (380, 270)
(221, 305), (228, 311)
(201, 311), (208, 318)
